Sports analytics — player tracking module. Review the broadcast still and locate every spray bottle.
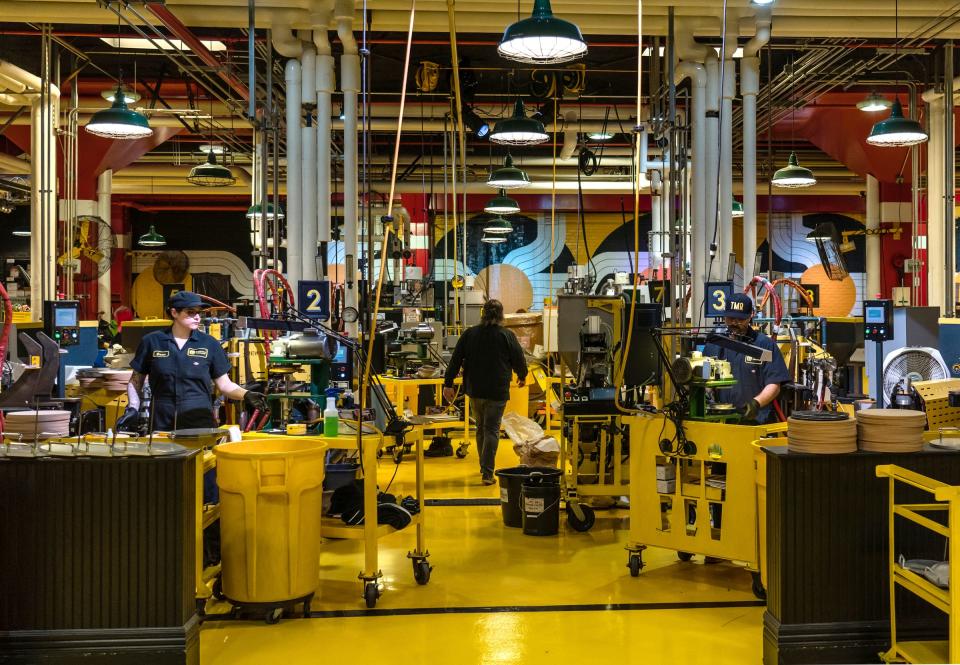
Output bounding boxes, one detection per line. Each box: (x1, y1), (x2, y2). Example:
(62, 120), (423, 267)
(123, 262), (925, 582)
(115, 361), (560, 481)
(323, 388), (339, 437)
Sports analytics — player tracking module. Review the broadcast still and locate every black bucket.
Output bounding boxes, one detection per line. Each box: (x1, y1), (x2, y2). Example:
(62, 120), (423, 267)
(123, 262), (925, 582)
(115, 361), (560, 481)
(324, 463), (360, 491)
(521, 472), (561, 536)
(495, 466), (562, 528)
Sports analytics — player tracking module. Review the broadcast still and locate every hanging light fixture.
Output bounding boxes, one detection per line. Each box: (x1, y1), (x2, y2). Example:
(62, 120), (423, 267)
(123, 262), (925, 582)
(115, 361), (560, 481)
(486, 155), (531, 189)
(857, 91), (892, 112)
(490, 99), (549, 146)
(498, 0), (588, 65)
(187, 150), (237, 187)
(731, 198), (744, 218)
(100, 85), (140, 104)
(772, 153), (817, 189)
(11, 226), (30, 237)
(866, 98), (928, 147)
(137, 225), (166, 247)
(86, 83), (153, 140)
(484, 190), (521, 215)
(462, 104), (490, 138)
(587, 130), (614, 141)
(483, 216), (514, 235)
(482, 233), (508, 244)
(246, 203), (285, 220)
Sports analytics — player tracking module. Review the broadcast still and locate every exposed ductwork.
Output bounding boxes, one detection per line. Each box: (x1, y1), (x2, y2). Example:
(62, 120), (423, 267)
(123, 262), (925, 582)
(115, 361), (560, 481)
(559, 110), (580, 161)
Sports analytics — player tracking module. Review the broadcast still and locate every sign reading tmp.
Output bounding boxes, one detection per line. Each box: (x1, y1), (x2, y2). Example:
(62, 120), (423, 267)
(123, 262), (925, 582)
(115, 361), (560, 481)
(705, 281), (734, 319)
(298, 280), (331, 320)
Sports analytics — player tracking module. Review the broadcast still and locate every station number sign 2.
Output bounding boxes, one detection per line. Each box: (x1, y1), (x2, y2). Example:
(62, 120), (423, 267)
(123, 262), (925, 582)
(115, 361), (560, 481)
(298, 280), (331, 320)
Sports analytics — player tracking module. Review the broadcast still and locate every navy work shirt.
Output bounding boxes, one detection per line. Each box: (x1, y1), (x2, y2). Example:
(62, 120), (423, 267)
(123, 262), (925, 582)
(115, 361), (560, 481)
(701, 327), (790, 424)
(130, 328), (232, 430)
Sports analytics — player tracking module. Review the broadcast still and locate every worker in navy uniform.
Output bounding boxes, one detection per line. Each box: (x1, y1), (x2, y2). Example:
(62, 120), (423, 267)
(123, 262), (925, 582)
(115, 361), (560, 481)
(118, 290), (267, 431)
(701, 293), (790, 424)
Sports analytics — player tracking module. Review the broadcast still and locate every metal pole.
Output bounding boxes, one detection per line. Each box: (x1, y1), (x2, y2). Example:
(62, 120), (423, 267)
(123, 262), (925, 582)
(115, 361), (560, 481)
(944, 41), (955, 316)
(247, 0), (255, 121)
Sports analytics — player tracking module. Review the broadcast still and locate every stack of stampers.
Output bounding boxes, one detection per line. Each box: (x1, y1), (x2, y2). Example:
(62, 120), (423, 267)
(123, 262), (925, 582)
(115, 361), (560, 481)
(2, 410), (71, 440)
(787, 411), (857, 454)
(856, 408), (926, 452)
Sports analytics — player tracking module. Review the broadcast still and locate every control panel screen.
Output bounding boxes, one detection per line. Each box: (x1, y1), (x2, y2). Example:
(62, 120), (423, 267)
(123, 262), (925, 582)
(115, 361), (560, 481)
(54, 307), (78, 328)
(865, 306), (886, 324)
(332, 343), (348, 364)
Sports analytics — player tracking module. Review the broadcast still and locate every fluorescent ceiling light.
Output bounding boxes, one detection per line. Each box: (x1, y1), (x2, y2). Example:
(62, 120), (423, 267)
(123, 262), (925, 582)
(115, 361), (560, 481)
(101, 37), (227, 52)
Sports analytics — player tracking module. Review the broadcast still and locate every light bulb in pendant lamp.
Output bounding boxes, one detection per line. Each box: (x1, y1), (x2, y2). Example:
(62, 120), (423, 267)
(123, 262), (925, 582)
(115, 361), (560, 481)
(771, 152), (816, 189)
(490, 99), (549, 146)
(497, 0), (588, 65)
(86, 83), (153, 140)
(486, 155), (531, 189)
(482, 233), (508, 244)
(866, 98), (928, 147)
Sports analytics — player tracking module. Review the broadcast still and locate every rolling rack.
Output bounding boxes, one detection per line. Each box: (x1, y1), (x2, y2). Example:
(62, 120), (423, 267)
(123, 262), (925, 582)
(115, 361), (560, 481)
(238, 308), (430, 608)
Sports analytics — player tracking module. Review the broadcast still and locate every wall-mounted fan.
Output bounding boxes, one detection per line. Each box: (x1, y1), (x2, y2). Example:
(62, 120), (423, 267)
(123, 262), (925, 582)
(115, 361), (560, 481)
(57, 215), (114, 281)
(153, 249), (190, 285)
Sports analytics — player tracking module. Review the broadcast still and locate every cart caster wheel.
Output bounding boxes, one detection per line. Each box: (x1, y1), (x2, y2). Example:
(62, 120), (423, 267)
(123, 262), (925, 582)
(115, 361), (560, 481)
(393, 448), (404, 464)
(212, 576), (225, 600)
(413, 560), (432, 585)
(303, 600), (312, 617)
(751, 572), (766, 601)
(677, 551), (694, 562)
(265, 608), (283, 624)
(566, 503), (596, 532)
(628, 553), (644, 577)
(455, 445), (468, 459)
(195, 598), (207, 617)
(364, 582), (379, 608)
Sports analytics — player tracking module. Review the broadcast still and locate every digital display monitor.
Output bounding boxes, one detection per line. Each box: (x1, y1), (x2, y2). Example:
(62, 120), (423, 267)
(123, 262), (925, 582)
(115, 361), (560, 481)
(332, 344), (349, 364)
(54, 306), (78, 328)
(865, 306), (886, 324)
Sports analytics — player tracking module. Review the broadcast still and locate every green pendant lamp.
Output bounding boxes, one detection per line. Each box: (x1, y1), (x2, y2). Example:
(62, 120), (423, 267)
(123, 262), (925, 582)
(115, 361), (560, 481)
(490, 99), (549, 146)
(498, 0), (588, 65)
(866, 98), (928, 147)
(487, 155), (531, 189)
(246, 203), (285, 220)
(137, 225), (166, 247)
(86, 83), (153, 140)
(857, 91), (892, 113)
(187, 150), (237, 187)
(483, 216), (514, 235)
(731, 198), (744, 218)
(484, 190), (521, 215)
(771, 152), (816, 189)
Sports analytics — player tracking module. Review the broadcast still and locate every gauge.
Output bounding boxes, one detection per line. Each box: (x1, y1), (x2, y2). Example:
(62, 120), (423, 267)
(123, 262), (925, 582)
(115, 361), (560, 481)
(451, 276), (465, 289)
(342, 306), (359, 323)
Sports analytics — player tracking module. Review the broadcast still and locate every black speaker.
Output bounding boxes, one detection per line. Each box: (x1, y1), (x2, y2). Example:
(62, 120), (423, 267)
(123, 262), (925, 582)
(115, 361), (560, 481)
(622, 302), (662, 387)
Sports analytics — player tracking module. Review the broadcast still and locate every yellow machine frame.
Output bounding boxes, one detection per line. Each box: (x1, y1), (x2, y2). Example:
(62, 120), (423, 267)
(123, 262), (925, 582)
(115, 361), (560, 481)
(624, 415), (787, 585)
(876, 464), (960, 665)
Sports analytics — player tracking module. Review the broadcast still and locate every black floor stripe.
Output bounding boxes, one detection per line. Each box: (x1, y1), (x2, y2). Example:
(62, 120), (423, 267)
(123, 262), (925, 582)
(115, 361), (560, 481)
(204, 599), (764, 622)
(424, 498), (500, 506)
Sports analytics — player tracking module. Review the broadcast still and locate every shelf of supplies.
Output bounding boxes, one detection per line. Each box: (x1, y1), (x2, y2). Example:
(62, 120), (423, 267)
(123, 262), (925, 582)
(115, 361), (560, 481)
(321, 512), (423, 540)
(894, 566), (951, 614)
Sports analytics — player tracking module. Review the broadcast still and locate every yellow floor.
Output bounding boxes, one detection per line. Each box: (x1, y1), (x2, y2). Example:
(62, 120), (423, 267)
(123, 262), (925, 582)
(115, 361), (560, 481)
(200, 439), (764, 664)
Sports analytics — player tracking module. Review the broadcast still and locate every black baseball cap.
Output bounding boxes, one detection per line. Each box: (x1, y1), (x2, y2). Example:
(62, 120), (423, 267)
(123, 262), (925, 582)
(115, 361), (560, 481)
(168, 290), (203, 310)
(724, 293), (754, 320)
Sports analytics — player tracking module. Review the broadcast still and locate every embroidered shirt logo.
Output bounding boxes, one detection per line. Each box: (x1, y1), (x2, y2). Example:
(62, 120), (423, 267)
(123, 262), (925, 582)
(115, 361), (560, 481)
(153, 350), (170, 358)
(187, 348), (208, 358)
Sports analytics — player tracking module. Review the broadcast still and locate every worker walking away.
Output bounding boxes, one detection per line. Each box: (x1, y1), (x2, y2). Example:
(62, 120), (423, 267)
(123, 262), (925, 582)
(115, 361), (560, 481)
(117, 290), (267, 432)
(702, 293), (790, 424)
(443, 299), (528, 485)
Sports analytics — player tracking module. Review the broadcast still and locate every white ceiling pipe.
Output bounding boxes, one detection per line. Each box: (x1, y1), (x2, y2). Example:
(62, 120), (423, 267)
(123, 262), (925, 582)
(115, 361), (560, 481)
(0, 151), (29, 173)
(718, 18), (737, 282)
(284, 57), (303, 289)
(559, 110), (580, 161)
(675, 24), (709, 321)
(314, 6), (335, 251)
(650, 169), (663, 269)
(301, 42), (318, 282)
(272, 25), (304, 58)
(741, 7), (770, 284)
(703, 50), (720, 283)
(336, 0), (359, 333)
(0, 72), (27, 94)
(0, 60), (43, 92)
(96, 169), (112, 318)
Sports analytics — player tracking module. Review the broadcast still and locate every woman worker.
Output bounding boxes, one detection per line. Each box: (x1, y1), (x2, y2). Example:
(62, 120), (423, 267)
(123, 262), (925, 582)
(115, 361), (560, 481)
(117, 290), (266, 431)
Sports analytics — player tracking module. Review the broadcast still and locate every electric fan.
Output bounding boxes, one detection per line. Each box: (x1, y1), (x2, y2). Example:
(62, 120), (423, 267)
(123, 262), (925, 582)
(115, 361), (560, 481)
(882, 347), (949, 409)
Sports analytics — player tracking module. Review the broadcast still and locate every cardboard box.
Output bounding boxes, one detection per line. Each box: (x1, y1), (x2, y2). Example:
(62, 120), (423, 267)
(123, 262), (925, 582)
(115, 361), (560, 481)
(656, 464), (676, 481)
(656, 478), (676, 494)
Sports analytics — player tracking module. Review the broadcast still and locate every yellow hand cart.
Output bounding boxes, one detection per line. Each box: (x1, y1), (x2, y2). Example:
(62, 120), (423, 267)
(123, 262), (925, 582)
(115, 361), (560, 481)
(624, 414), (786, 594)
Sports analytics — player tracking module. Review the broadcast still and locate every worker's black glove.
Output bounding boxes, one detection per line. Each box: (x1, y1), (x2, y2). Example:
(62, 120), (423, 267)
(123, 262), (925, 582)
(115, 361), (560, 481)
(116, 406), (141, 432)
(742, 398), (760, 423)
(243, 390), (269, 413)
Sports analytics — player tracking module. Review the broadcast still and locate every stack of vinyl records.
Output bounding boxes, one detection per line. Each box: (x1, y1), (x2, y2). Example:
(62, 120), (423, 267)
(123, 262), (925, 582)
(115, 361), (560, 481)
(75, 368), (132, 391)
(856, 409), (927, 453)
(2, 410), (71, 440)
(787, 410), (857, 454)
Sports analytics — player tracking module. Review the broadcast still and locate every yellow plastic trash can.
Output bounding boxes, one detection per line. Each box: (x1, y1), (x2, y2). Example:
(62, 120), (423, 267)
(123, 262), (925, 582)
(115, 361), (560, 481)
(215, 438), (327, 607)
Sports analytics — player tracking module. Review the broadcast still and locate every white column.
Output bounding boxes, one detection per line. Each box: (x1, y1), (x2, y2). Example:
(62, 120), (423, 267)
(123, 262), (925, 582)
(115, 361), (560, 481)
(97, 169), (112, 317)
(704, 52), (720, 282)
(284, 58), (303, 288)
(927, 98), (945, 311)
(866, 174), (881, 299)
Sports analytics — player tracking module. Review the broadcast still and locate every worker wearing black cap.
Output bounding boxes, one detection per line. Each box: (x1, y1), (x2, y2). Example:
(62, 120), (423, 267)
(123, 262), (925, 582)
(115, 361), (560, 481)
(701, 293), (790, 423)
(118, 290), (267, 431)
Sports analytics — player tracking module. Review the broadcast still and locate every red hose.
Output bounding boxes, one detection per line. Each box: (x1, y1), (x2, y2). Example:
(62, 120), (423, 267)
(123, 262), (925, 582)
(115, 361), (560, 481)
(772, 400), (787, 422)
(199, 293), (237, 315)
(745, 276), (783, 326)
